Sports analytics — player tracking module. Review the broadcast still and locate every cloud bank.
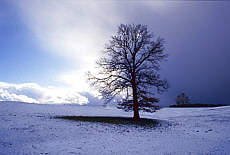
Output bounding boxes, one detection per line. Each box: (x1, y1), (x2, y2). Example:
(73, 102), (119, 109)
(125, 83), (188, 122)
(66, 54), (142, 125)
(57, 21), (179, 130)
(0, 82), (88, 105)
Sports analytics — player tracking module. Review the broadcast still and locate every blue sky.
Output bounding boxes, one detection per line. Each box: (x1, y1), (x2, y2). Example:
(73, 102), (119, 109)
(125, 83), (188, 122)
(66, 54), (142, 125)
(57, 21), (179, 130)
(0, 1), (229, 105)
(0, 1), (73, 86)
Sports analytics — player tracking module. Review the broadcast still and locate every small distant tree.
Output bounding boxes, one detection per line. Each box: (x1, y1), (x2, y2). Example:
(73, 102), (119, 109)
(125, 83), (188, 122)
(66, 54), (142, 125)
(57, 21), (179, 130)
(88, 24), (169, 120)
(176, 93), (191, 105)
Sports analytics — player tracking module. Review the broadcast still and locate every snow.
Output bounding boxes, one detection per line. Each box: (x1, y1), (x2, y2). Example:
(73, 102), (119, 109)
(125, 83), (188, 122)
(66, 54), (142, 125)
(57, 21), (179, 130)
(0, 101), (230, 154)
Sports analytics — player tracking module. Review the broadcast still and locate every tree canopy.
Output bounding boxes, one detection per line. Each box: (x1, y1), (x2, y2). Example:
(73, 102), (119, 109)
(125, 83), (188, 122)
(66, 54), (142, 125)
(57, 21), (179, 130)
(88, 24), (169, 120)
(176, 93), (191, 105)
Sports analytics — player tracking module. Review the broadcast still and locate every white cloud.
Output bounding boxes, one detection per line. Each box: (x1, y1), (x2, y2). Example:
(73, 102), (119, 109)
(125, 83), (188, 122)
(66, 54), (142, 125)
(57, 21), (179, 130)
(58, 70), (90, 92)
(0, 82), (88, 105)
(0, 89), (39, 103)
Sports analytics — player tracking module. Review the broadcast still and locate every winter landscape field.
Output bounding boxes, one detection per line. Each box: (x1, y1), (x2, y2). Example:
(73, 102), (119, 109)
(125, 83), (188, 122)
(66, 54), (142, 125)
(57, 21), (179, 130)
(0, 101), (229, 155)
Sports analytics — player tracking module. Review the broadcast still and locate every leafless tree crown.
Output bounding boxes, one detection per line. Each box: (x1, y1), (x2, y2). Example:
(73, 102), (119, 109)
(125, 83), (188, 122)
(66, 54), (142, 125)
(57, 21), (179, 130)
(88, 24), (169, 114)
(176, 93), (191, 105)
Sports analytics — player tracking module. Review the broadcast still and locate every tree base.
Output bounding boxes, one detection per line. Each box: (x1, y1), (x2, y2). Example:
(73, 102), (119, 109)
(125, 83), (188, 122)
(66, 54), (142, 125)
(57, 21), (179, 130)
(133, 115), (140, 121)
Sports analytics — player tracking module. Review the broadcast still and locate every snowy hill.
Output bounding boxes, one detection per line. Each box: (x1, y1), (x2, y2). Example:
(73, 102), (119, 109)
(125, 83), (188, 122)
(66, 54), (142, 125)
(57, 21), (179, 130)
(0, 101), (229, 154)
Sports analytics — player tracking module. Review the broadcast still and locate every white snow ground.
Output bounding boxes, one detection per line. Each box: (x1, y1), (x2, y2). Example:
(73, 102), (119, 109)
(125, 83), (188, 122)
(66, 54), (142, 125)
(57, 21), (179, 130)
(0, 101), (229, 155)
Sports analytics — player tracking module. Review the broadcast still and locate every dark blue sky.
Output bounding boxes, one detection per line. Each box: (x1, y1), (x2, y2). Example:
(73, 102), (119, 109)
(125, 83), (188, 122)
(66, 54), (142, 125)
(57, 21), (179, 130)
(0, 1), (229, 105)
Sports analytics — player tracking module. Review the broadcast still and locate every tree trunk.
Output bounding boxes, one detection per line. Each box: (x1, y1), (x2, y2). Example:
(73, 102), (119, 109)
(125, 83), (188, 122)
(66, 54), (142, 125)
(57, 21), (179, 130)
(132, 82), (140, 120)
(131, 52), (139, 120)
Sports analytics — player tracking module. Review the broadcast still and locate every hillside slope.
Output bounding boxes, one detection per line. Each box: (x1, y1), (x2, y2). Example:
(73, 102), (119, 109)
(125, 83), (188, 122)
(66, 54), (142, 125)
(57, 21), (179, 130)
(0, 102), (229, 154)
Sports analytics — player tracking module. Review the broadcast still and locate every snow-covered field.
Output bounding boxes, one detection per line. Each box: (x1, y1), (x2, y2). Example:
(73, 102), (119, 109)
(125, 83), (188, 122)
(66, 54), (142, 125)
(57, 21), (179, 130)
(0, 101), (229, 154)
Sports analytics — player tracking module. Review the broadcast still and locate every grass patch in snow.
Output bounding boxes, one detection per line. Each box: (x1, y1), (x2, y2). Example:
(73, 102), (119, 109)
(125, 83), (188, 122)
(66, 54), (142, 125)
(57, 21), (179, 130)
(55, 116), (162, 128)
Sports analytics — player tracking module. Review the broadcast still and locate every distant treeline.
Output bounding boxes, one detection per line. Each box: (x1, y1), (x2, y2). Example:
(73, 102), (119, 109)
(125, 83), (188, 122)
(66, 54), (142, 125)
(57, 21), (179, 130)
(169, 104), (227, 108)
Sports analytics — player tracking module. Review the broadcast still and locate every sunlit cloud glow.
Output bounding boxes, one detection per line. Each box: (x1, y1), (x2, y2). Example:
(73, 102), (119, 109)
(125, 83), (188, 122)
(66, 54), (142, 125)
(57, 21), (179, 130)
(14, 1), (127, 92)
(15, 1), (121, 64)
(12, 0), (172, 94)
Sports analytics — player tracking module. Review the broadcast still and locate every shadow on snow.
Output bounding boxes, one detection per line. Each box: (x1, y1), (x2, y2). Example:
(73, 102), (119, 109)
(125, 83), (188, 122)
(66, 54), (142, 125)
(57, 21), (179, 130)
(54, 116), (167, 129)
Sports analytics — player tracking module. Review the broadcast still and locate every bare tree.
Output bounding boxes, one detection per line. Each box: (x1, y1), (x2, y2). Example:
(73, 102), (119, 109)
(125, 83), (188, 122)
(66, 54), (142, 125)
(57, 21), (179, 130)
(88, 24), (169, 120)
(176, 93), (191, 105)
